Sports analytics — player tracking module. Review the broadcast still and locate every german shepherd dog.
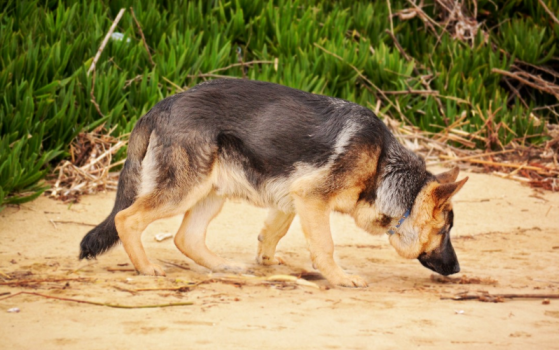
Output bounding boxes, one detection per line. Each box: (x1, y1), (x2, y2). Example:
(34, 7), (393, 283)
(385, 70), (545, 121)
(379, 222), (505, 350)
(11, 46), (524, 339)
(80, 79), (467, 287)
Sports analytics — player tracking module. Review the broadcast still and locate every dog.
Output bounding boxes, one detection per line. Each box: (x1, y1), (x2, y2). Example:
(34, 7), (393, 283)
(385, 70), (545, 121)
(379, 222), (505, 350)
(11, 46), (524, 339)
(80, 79), (467, 287)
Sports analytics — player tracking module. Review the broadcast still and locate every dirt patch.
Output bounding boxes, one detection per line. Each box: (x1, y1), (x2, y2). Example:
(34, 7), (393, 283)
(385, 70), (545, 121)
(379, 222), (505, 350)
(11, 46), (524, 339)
(1, 168), (558, 349)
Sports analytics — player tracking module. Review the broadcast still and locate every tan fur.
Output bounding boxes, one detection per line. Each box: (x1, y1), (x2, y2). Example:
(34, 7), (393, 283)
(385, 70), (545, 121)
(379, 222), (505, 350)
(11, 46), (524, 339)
(292, 194), (368, 287)
(256, 209), (295, 265)
(116, 177), (216, 275)
(388, 177), (468, 259)
(174, 192), (245, 272)
(118, 133), (466, 287)
(83, 80), (472, 287)
(352, 202), (388, 235)
(288, 165), (331, 199)
(329, 147), (380, 213)
(115, 200), (170, 276)
(284, 148), (380, 287)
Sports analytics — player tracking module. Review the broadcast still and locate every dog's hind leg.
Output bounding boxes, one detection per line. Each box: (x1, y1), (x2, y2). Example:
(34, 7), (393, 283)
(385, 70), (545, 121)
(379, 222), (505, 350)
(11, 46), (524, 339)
(174, 192), (245, 272)
(256, 209), (295, 266)
(115, 179), (215, 276)
(293, 195), (368, 288)
(115, 198), (181, 276)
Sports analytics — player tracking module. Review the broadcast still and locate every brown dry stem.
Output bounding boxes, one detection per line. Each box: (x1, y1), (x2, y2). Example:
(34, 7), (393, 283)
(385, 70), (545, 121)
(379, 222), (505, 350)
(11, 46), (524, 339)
(0, 291), (193, 308)
(443, 293), (559, 303)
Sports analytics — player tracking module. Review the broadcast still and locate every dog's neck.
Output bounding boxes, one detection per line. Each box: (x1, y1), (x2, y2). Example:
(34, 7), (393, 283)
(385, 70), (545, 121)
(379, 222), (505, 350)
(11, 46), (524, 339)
(375, 144), (432, 218)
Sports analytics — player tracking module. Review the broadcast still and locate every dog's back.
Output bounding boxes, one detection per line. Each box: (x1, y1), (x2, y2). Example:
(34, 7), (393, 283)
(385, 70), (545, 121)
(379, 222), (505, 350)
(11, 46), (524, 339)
(132, 79), (392, 210)
(158, 79), (389, 175)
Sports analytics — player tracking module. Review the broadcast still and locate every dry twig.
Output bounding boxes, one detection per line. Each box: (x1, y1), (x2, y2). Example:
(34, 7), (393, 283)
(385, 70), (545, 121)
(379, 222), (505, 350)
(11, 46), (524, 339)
(430, 274), (497, 285)
(130, 7), (155, 66)
(438, 155), (559, 175)
(492, 68), (559, 100)
(385, 115), (559, 192)
(314, 43), (412, 125)
(443, 292), (559, 302)
(106, 268), (136, 272)
(158, 259), (191, 271)
(90, 71), (104, 117)
(87, 8), (126, 76)
(0, 291), (193, 308)
(0, 277), (90, 286)
(187, 60), (275, 81)
(50, 220), (96, 227)
(538, 0), (559, 26)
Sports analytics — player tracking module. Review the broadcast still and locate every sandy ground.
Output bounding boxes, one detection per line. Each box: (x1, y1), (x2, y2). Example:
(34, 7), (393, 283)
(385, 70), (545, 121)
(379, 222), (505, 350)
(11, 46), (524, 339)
(1, 167), (559, 349)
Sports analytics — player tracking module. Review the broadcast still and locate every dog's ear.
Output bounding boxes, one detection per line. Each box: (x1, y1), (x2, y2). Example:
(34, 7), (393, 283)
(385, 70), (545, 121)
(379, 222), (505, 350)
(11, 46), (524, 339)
(436, 166), (460, 184)
(432, 177), (468, 209)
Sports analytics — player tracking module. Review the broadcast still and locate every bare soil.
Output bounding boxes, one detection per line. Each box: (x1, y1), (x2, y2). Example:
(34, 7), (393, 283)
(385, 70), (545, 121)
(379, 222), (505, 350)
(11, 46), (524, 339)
(1, 167), (559, 349)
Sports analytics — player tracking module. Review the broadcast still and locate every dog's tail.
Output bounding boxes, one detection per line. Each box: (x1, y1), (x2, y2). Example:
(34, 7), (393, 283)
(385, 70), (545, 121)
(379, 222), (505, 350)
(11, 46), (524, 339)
(79, 118), (153, 260)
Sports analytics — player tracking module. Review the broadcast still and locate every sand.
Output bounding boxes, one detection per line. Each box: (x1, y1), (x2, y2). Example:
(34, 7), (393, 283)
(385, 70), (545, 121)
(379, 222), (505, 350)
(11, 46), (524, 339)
(1, 167), (558, 349)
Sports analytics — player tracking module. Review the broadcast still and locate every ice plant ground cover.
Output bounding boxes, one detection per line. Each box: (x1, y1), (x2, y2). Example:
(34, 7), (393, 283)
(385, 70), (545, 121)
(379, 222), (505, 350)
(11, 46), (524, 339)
(1, 0), (558, 207)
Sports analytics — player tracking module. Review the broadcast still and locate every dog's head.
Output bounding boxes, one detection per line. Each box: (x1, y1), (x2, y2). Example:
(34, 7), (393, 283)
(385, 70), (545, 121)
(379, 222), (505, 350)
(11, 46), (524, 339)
(388, 167), (467, 276)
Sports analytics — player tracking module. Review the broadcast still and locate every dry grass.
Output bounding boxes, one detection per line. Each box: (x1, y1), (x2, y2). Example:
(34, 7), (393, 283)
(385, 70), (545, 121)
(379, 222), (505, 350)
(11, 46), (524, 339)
(45, 126), (126, 203)
(387, 117), (559, 191)
(44, 117), (558, 206)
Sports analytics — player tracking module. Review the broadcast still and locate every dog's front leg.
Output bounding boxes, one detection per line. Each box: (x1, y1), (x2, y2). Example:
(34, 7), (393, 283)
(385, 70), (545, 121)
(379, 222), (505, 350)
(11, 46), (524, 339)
(256, 209), (295, 266)
(293, 195), (368, 288)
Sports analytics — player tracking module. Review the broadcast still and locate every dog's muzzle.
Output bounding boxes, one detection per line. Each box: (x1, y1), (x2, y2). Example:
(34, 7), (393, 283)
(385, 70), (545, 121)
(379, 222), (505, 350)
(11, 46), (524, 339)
(417, 235), (460, 276)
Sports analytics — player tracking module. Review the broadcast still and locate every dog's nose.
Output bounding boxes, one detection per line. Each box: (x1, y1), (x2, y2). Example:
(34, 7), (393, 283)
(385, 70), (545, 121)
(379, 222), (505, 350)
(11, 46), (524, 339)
(453, 263), (460, 274)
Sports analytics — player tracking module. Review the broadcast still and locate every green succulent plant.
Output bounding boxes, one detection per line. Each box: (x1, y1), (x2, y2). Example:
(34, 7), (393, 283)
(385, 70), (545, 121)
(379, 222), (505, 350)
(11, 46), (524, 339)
(0, 0), (557, 208)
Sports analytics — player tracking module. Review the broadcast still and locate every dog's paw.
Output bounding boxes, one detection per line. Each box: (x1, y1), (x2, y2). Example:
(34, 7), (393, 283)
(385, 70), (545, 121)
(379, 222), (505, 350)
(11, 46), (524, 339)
(330, 274), (368, 288)
(137, 263), (166, 277)
(256, 254), (284, 266)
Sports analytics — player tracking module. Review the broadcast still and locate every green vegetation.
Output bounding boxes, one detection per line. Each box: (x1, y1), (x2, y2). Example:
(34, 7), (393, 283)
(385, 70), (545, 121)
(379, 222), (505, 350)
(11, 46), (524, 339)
(1, 0), (558, 208)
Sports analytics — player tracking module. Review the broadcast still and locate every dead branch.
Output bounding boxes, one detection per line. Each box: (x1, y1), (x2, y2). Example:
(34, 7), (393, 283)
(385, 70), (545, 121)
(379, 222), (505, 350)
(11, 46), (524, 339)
(187, 60), (275, 82)
(162, 76), (185, 92)
(130, 7), (155, 66)
(538, 0), (559, 26)
(0, 291), (193, 308)
(206, 60), (275, 75)
(0, 270), (11, 279)
(134, 286), (193, 292)
(158, 259), (191, 271)
(383, 89), (440, 95)
(90, 71), (104, 117)
(314, 43), (413, 125)
(50, 220), (96, 227)
(106, 267), (136, 272)
(492, 68), (559, 99)
(385, 28), (446, 117)
(443, 292), (559, 302)
(0, 277), (91, 286)
(438, 155), (559, 175)
(386, 0), (395, 35)
(430, 274), (497, 285)
(385, 29), (411, 61)
(87, 8), (126, 76)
